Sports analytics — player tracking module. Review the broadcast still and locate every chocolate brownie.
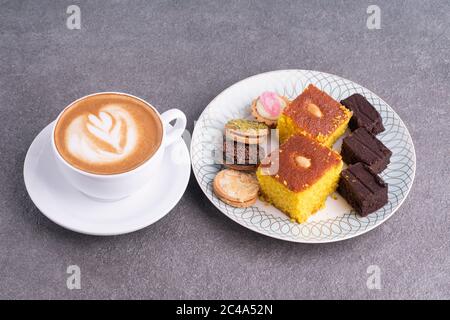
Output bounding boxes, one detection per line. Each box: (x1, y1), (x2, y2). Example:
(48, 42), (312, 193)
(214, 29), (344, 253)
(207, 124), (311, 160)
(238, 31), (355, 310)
(341, 94), (384, 134)
(338, 163), (388, 217)
(341, 127), (392, 173)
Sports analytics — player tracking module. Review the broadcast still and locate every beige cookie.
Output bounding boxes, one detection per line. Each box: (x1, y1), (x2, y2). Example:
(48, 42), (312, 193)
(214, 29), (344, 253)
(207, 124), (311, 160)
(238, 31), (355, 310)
(251, 95), (290, 128)
(220, 196), (257, 208)
(213, 169), (259, 207)
(225, 119), (268, 145)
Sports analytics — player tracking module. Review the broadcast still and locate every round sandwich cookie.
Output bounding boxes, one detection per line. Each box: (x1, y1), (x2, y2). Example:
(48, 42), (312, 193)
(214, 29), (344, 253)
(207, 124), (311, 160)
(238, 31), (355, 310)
(225, 119), (269, 145)
(251, 91), (290, 127)
(213, 169), (259, 208)
(222, 138), (265, 171)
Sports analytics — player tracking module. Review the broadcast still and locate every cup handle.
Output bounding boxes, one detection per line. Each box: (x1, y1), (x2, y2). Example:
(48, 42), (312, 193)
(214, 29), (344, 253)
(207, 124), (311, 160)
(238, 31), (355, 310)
(160, 109), (187, 147)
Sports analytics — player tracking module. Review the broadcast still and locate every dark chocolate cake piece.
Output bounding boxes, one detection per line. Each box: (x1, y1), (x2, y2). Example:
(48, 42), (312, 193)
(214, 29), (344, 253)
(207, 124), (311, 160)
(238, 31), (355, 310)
(338, 163), (388, 217)
(222, 138), (265, 171)
(341, 94), (384, 134)
(341, 127), (392, 173)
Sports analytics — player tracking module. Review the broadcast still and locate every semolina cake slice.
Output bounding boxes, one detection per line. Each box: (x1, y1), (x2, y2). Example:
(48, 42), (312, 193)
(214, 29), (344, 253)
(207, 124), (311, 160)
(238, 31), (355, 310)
(256, 134), (343, 223)
(277, 84), (352, 146)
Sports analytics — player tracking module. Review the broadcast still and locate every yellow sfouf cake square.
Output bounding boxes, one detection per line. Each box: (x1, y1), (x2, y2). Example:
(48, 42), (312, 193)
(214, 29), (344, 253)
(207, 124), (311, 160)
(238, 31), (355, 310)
(256, 134), (343, 223)
(277, 84), (352, 146)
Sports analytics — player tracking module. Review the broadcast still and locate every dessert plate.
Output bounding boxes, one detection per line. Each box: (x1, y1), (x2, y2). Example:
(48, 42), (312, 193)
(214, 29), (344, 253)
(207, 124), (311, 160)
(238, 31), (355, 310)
(191, 70), (416, 243)
(24, 122), (191, 236)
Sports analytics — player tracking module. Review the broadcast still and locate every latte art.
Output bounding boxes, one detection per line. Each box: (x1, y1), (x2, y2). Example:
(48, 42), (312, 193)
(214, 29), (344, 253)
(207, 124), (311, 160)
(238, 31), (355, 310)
(67, 106), (137, 164)
(86, 111), (127, 154)
(54, 93), (163, 175)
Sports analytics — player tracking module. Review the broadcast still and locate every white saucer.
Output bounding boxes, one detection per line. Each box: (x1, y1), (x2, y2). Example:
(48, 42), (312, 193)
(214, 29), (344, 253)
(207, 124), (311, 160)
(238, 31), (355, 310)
(24, 122), (191, 236)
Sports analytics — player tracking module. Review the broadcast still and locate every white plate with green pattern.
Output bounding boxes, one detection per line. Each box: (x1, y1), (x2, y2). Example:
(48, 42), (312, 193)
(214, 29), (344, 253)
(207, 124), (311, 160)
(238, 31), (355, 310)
(191, 70), (416, 243)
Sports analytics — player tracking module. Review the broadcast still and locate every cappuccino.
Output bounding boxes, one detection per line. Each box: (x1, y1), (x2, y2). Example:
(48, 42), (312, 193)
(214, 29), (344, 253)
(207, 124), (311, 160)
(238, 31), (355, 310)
(54, 93), (163, 175)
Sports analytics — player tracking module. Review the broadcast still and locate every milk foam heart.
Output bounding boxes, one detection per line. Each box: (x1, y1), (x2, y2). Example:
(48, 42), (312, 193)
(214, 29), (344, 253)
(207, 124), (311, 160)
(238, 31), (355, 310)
(54, 93), (163, 175)
(66, 105), (138, 163)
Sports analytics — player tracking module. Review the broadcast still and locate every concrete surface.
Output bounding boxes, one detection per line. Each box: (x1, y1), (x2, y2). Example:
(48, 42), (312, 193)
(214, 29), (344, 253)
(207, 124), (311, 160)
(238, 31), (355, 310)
(0, 0), (449, 299)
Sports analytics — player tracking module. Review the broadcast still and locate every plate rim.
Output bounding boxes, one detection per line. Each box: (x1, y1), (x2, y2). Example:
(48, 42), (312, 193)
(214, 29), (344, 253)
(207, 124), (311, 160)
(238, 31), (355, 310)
(190, 69), (416, 243)
(24, 122), (191, 236)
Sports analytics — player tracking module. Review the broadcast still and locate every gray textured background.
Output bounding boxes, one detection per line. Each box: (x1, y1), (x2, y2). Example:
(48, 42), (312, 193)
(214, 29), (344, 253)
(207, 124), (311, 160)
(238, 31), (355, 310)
(0, 0), (449, 300)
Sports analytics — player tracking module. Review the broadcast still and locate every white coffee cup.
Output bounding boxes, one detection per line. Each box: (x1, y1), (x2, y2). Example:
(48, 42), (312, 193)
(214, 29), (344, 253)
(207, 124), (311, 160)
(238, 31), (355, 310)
(51, 92), (187, 201)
